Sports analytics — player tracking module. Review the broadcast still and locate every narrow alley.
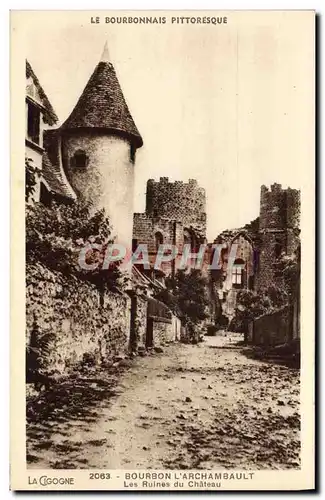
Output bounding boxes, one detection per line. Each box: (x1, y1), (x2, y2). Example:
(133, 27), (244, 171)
(27, 334), (300, 471)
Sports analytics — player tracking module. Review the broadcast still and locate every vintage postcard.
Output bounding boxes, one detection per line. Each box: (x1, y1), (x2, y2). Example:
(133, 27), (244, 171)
(10, 10), (315, 491)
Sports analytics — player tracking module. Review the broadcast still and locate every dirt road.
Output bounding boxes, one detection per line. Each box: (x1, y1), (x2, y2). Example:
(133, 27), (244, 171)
(27, 334), (300, 470)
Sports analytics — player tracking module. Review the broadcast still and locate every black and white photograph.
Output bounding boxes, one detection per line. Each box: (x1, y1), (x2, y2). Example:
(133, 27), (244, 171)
(10, 9), (315, 491)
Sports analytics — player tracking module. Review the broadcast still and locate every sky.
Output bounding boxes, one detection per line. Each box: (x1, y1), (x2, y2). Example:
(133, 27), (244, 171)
(23, 11), (313, 239)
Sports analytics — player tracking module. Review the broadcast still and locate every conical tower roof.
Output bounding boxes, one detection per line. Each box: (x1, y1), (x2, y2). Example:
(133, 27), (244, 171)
(61, 43), (143, 148)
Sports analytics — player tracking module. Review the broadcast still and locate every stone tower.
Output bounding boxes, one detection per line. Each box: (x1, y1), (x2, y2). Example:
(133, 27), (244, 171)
(145, 177), (207, 238)
(61, 43), (143, 248)
(256, 183), (300, 291)
(133, 177), (207, 277)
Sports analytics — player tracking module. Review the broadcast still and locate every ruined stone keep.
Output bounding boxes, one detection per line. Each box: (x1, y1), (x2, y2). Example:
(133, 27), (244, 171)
(133, 177), (207, 276)
(146, 177), (207, 236)
(212, 183), (301, 323)
(256, 183), (300, 291)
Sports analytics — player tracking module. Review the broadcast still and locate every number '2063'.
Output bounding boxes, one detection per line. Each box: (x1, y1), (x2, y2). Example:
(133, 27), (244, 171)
(89, 473), (111, 480)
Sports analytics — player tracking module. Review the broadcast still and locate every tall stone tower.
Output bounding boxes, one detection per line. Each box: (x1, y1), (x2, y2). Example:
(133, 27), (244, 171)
(256, 183), (300, 291)
(145, 177), (207, 238)
(61, 43), (143, 248)
(133, 177), (207, 277)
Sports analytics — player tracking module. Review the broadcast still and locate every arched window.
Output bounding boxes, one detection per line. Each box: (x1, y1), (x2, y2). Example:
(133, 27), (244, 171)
(232, 258), (245, 289)
(71, 149), (88, 169)
(155, 232), (163, 251)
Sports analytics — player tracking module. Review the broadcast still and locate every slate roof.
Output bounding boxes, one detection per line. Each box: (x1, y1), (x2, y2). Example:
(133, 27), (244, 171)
(61, 46), (143, 148)
(26, 60), (58, 126)
(132, 265), (165, 291)
(42, 130), (76, 200)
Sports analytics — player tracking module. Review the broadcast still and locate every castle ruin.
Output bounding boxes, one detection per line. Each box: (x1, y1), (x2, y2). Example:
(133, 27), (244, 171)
(133, 176), (207, 276)
(256, 183), (301, 291)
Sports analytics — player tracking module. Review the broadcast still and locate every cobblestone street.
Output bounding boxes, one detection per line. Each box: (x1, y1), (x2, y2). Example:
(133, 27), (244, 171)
(27, 334), (300, 470)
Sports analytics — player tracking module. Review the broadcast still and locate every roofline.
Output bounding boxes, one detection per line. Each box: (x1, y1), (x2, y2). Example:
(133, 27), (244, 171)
(60, 125), (143, 148)
(25, 138), (44, 154)
(40, 178), (74, 201)
(26, 94), (47, 113)
(40, 177), (51, 192)
(26, 60), (58, 125)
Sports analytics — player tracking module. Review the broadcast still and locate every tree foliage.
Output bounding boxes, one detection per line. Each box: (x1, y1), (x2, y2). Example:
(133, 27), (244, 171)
(26, 198), (123, 292)
(275, 245), (301, 300)
(232, 244), (301, 339)
(25, 157), (41, 202)
(155, 269), (209, 343)
(166, 270), (209, 322)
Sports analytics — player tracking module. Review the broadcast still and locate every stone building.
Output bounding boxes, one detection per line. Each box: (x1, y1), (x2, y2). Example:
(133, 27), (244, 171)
(60, 43), (143, 248)
(255, 183), (300, 291)
(26, 44), (180, 377)
(131, 267), (182, 350)
(26, 61), (76, 203)
(133, 177), (207, 277)
(29, 43), (143, 248)
(212, 183), (301, 329)
(212, 229), (256, 318)
(146, 177), (207, 235)
(26, 43), (143, 248)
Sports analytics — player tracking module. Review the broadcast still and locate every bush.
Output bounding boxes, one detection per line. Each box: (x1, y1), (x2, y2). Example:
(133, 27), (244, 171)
(25, 157), (41, 202)
(26, 320), (58, 385)
(217, 314), (229, 329)
(206, 324), (217, 336)
(26, 199), (123, 292)
(158, 269), (210, 344)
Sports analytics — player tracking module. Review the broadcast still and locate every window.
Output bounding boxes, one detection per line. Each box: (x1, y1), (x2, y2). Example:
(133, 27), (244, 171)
(155, 232), (163, 251)
(232, 259), (245, 289)
(232, 267), (243, 286)
(130, 144), (136, 164)
(27, 102), (40, 145)
(71, 150), (88, 169)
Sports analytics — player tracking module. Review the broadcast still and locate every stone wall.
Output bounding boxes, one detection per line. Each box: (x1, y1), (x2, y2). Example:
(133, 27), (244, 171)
(26, 263), (131, 376)
(256, 231), (285, 290)
(256, 184), (300, 291)
(133, 215), (209, 277)
(133, 213), (184, 252)
(218, 233), (255, 291)
(134, 295), (147, 348)
(259, 184), (300, 231)
(250, 306), (291, 346)
(145, 177), (207, 237)
(172, 315), (182, 341)
(152, 318), (175, 347)
(133, 178), (207, 276)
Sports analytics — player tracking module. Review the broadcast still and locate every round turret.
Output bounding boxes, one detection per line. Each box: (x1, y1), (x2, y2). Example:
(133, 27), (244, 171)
(60, 43), (143, 249)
